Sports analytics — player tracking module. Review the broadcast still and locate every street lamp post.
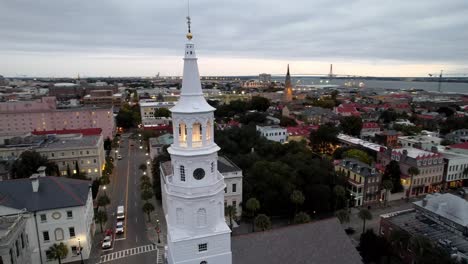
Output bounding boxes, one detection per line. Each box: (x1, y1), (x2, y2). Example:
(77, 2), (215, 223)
(78, 239), (84, 264)
(103, 185), (107, 196)
(156, 219), (161, 244)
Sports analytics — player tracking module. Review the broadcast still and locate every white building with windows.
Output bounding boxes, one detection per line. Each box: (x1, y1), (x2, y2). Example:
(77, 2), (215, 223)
(256, 125), (288, 143)
(139, 99), (175, 128)
(218, 156), (243, 218)
(0, 168), (94, 264)
(159, 25), (232, 264)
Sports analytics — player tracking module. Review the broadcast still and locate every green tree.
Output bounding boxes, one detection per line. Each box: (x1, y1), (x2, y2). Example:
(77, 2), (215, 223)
(104, 137), (112, 151)
(293, 211), (311, 224)
(254, 214), (271, 232)
(141, 189), (154, 201)
(383, 160), (403, 193)
(382, 179), (393, 207)
(140, 175), (151, 183)
(10, 151), (58, 178)
(358, 229), (391, 263)
(142, 202), (155, 222)
(279, 116), (297, 127)
(100, 175), (110, 185)
(343, 149), (373, 165)
(245, 197), (261, 232)
(154, 108), (171, 118)
(335, 209), (350, 225)
(407, 166), (420, 199)
(340, 116), (363, 136)
(290, 190), (305, 214)
(97, 194), (111, 211)
(139, 163), (148, 172)
(94, 210), (107, 233)
(140, 181), (153, 191)
(379, 110), (398, 124)
(358, 208), (372, 233)
(225, 205), (237, 229)
(309, 123), (340, 154)
(333, 185), (346, 210)
(249, 96), (270, 112)
(47, 243), (69, 264)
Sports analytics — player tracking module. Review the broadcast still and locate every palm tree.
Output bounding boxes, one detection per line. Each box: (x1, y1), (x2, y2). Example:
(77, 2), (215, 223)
(290, 190), (305, 214)
(254, 214), (271, 231)
(358, 208), (372, 233)
(139, 163), (147, 171)
(97, 194), (111, 211)
(333, 185), (346, 210)
(245, 198), (260, 232)
(335, 209), (350, 225)
(142, 202), (155, 222)
(141, 189), (154, 201)
(407, 167), (420, 200)
(225, 205), (237, 229)
(48, 243), (69, 264)
(94, 210), (107, 233)
(294, 212), (311, 224)
(382, 180), (394, 207)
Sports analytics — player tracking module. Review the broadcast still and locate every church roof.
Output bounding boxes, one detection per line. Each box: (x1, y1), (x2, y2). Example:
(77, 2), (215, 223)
(231, 218), (362, 264)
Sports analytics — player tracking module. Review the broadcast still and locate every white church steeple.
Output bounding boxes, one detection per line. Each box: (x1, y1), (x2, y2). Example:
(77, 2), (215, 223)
(161, 13), (232, 264)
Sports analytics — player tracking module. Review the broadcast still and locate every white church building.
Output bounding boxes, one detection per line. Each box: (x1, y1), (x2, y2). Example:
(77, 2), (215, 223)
(159, 18), (232, 264)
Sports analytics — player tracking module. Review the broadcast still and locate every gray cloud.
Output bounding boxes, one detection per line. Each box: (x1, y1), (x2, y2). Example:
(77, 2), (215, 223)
(1, 0), (468, 76)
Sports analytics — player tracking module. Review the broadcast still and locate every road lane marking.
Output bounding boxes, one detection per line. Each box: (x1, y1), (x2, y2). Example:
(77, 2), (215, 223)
(136, 235), (138, 243)
(99, 244), (158, 263)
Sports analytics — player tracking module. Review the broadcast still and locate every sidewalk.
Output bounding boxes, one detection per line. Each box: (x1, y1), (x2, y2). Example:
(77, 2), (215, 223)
(146, 199), (167, 248)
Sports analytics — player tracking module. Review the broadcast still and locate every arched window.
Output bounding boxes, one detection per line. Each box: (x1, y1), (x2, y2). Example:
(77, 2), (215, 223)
(211, 162), (214, 173)
(176, 208), (183, 225)
(197, 208), (207, 227)
(192, 122), (202, 143)
(201, 261), (207, 264)
(180, 165), (185, 181)
(179, 122), (187, 144)
(206, 120), (212, 140)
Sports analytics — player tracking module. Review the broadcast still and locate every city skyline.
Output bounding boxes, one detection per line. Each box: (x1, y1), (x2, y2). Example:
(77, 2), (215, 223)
(1, 0), (468, 77)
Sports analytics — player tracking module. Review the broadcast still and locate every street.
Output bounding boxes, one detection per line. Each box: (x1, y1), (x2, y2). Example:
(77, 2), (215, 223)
(89, 134), (163, 264)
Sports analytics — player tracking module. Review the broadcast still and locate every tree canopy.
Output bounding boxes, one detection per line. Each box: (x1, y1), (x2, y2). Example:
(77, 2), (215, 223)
(10, 151), (58, 178)
(343, 149), (373, 165)
(340, 116), (363, 136)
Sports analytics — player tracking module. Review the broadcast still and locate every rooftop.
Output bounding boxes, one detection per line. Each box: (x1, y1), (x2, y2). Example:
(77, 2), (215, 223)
(0, 177), (91, 212)
(218, 156), (241, 174)
(449, 142), (468, 150)
(232, 217), (362, 264)
(392, 147), (440, 159)
(414, 193), (468, 227)
(40, 134), (101, 150)
(32, 128), (102, 136)
(338, 133), (386, 152)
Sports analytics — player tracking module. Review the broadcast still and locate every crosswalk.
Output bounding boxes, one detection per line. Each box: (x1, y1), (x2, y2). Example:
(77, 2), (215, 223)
(99, 244), (158, 263)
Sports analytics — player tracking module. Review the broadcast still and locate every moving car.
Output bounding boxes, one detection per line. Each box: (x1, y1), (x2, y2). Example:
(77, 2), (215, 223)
(101, 229), (113, 249)
(116, 205), (125, 220)
(116, 221), (125, 234)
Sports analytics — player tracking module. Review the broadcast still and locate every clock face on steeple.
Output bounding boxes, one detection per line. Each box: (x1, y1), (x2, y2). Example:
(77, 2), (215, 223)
(193, 168), (205, 180)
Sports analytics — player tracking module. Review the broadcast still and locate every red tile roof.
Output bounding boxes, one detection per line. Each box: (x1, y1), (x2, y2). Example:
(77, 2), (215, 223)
(32, 128), (102, 136)
(449, 142), (468, 150)
(287, 125), (318, 137)
(362, 122), (380, 129)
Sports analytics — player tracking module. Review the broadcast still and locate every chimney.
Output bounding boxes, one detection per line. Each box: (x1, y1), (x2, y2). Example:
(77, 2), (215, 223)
(30, 174), (40, 193)
(422, 197), (428, 207)
(37, 166), (47, 177)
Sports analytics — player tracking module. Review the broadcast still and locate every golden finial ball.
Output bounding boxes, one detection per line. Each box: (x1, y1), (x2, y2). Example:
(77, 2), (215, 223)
(186, 32), (193, 40)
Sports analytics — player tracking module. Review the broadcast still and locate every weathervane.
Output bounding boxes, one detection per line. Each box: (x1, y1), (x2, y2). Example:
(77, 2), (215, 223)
(186, 0), (193, 40)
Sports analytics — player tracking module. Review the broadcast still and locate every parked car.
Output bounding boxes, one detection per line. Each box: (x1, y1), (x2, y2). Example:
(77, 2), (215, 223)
(116, 221), (125, 234)
(102, 229), (113, 249)
(117, 155), (122, 160)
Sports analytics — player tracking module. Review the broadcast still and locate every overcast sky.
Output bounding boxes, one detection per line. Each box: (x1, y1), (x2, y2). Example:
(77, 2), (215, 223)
(1, 0), (468, 77)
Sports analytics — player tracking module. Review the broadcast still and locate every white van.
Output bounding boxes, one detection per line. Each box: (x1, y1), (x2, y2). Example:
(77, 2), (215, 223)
(116, 206), (125, 220)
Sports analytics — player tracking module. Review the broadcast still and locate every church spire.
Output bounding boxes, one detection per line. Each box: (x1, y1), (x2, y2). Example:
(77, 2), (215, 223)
(169, 8), (214, 114)
(283, 64), (293, 103)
